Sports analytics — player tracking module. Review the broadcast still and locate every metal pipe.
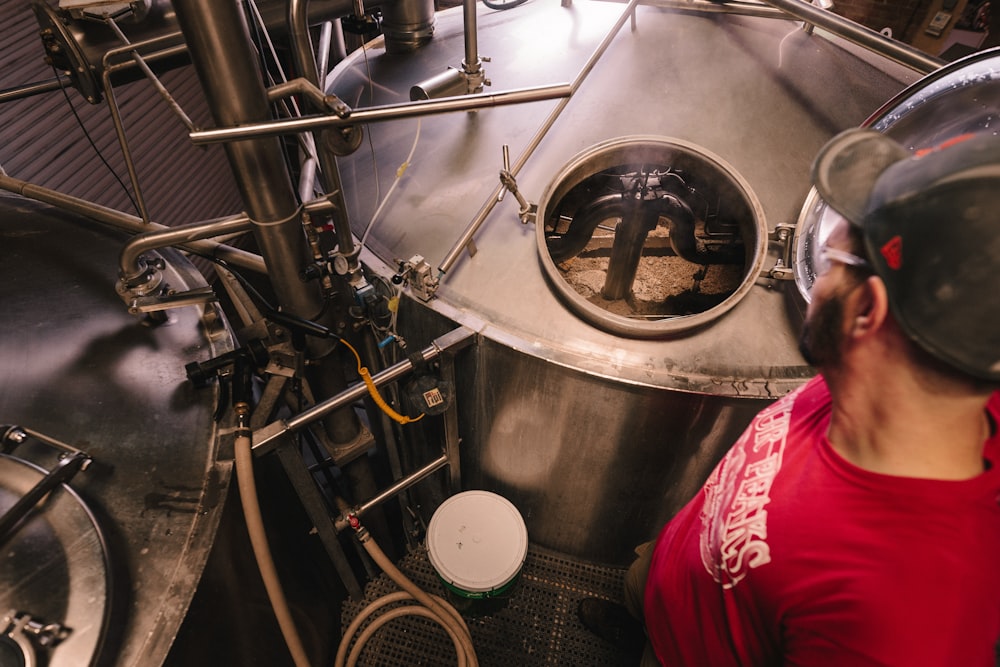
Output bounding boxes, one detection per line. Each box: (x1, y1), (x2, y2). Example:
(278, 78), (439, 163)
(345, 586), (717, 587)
(104, 44), (195, 129)
(317, 21), (335, 84)
(757, 0), (943, 73)
(0, 77), (72, 103)
(172, 0), (322, 320)
(120, 215), (253, 282)
(188, 83), (573, 144)
(98, 25), (196, 224)
(640, 0), (789, 19)
(289, 0), (321, 88)
(438, 0), (640, 275)
(287, 0), (360, 282)
(0, 173), (267, 274)
(333, 454), (450, 531)
(252, 326), (476, 453)
(266, 78), (344, 112)
(463, 0), (479, 75)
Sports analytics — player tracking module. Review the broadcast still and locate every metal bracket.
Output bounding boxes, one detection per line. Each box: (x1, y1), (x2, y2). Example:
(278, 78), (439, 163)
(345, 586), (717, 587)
(498, 145), (537, 225)
(764, 222), (797, 281)
(0, 427), (92, 542)
(126, 285), (218, 315)
(2, 609), (72, 667)
(393, 255), (439, 301)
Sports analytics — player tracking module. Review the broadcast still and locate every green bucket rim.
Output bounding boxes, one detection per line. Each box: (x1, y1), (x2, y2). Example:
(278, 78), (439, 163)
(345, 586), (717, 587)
(438, 570), (523, 600)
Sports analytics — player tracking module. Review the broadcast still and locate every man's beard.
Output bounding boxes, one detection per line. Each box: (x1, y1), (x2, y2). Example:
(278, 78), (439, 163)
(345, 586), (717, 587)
(798, 292), (845, 369)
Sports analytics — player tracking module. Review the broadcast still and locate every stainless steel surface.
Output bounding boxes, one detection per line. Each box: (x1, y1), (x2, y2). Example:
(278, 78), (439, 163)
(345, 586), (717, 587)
(0, 454), (110, 667)
(439, 0), (640, 275)
(332, 0), (916, 394)
(0, 193), (233, 666)
(327, 0), (919, 562)
(757, 0), (945, 73)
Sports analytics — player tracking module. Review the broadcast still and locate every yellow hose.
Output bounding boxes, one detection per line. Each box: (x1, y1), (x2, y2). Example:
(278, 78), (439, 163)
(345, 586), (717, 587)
(338, 338), (424, 425)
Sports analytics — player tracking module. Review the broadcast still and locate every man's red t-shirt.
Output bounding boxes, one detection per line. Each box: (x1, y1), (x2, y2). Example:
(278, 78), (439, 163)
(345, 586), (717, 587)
(644, 376), (1000, 666)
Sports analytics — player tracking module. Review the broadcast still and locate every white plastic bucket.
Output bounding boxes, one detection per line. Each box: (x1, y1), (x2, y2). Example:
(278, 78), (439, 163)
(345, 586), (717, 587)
(426, 490), (529, 615)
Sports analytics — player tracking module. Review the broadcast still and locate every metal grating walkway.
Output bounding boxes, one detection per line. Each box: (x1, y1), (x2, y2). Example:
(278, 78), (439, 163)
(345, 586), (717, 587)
(341, 546), (639, 666)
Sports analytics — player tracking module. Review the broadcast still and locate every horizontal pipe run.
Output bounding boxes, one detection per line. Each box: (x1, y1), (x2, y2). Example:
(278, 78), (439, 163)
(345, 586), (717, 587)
(0, 77), (72, 103)
(188, 84), (573, 145)
(252, 326), (477, 454)
(0, 173), (267, 274)
(644, 0), (788, 18)
(334, 454), (450, 532)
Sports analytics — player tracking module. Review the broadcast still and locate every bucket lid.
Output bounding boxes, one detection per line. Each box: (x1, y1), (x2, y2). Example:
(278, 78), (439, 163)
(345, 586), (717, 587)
(426, 491), (528, 594)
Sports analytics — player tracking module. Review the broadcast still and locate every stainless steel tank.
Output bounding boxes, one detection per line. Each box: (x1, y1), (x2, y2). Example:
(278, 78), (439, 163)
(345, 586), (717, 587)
(326, 0), (921, 563)
(0, 193), (233, 667)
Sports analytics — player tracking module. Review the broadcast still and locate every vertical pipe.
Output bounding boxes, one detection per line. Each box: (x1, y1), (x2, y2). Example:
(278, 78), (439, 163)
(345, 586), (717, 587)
(171, 0), (321, 319)
(463, 0), (479, 74)
(602, 200), (652, 300)
(381, 0), (437, 54)
(288, 0), (358, 268)
(172, 0), (362, 447)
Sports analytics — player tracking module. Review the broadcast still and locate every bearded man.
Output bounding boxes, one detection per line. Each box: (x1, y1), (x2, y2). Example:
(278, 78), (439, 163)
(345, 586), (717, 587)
(579, 128), (1000, 666)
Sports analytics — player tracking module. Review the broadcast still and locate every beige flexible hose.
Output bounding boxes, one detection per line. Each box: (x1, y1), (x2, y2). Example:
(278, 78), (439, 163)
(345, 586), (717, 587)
(235, 432), (312, 667)
(336, 524), (478, 667)
(339, 591), (470, 667)
(236, 428), (475, 667)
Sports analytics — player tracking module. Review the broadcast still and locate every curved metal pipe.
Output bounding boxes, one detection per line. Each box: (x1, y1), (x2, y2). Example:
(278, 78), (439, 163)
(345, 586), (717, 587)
(289, 0), (322, 88)
(119, 215), (253, 283)
(0, 173), (267, 274)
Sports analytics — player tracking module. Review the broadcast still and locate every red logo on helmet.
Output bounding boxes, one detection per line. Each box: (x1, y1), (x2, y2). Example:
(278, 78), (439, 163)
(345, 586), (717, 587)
(914, 133), (975, 157)
(881, 236), (903, 270)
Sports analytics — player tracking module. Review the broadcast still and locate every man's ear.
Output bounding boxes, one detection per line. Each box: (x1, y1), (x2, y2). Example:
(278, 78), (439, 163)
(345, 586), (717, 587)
(847, 275), (890, 339)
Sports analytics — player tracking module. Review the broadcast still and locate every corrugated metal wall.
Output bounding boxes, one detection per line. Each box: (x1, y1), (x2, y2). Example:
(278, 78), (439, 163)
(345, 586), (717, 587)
(0, 1), (245, 227)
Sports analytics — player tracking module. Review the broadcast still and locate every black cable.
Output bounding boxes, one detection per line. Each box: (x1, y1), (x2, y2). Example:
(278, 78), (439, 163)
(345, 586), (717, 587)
(196, 253), (348, 346)
(194, 252), (279, 315)
(482, 0), (531, 11)
(52, 65), (141, 216)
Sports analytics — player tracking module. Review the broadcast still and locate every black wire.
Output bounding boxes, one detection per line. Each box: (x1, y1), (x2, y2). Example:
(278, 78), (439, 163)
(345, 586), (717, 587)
(196, 253), (350, 346)
(52, 66), (141, 216)
(482, 0), (531, 10)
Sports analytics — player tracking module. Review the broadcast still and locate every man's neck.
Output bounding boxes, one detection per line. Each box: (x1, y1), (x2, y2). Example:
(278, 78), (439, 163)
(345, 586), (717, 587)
(824, 366), (991, 480)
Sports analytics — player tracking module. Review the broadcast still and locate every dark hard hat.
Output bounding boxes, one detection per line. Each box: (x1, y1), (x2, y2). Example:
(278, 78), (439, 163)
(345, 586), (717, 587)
(812, 128), (1000, 382)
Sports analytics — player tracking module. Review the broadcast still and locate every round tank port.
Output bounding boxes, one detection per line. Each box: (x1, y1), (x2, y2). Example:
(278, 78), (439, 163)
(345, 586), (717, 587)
(536, 136), (767, 337)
